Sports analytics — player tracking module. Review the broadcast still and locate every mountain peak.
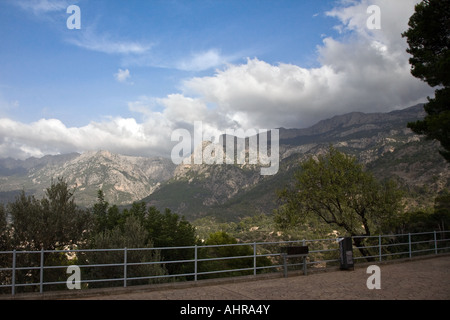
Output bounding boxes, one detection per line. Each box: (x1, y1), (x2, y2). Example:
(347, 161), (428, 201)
(80, 149), (114, 159)
(279, 104), (426, 140)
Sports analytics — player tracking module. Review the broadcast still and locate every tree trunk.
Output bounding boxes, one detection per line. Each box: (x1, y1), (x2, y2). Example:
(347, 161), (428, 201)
(352, 236), (375, 262)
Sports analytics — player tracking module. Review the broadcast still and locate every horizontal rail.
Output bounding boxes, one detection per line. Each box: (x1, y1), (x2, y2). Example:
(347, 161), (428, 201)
(1, 230), (449, 296)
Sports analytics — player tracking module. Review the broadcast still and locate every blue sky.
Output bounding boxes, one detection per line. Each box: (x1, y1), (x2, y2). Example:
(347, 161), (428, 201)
(0, 0), (337, 125)
(0, 0), (433, 159)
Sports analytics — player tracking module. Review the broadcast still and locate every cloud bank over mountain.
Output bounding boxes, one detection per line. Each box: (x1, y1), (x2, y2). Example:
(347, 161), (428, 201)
(0, 0), (433, 159)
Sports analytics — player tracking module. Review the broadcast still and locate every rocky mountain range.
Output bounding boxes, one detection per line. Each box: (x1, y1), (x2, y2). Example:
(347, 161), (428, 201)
(1, 103), (449, 221)
(0, 150), (176, 206)
(145, 104), (449, 221)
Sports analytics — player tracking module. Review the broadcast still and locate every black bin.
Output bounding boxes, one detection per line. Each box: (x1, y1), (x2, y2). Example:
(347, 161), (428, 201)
(339, 237), (354, 270)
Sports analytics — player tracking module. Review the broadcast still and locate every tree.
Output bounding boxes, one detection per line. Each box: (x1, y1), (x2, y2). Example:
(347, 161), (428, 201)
(0, 204), (11, 291)
(4, 178), (91, 292)
(145, 207), (196, 248)
(402, 0), (450, 161)
(145, 207), (197, 276)
(433, 189), (450, 231)
(198, 231), (271, 279)
(82, 215), (166, 288)
(8, 178), (91, 251)
(89, 198), (197, 277)
(92, 190), (121, 234)
(0, 204), (9, 251)
(40, 178), (92, 250)
(275, 146), (404, 259)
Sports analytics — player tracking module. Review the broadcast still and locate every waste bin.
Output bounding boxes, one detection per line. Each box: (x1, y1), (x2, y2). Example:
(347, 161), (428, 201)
(338, 237), (354, 270)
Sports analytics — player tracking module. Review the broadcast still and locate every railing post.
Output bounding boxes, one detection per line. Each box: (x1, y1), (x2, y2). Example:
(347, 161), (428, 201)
(379, 234), (382, 262)
(408, 233), (412, 258)
(282, 253), (288, 278)
(253, 242), (257, 276)
(194, 245), (198, 282)
(434, 231), (438, 254)
(123, 247), (127, 288)
(302, 239), (307, 275)
(11, 250), (16, 296)
(40, 248), (44, 294)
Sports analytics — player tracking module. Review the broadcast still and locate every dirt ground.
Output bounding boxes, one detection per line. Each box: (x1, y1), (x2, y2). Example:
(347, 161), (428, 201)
(73, 255), (450, 300)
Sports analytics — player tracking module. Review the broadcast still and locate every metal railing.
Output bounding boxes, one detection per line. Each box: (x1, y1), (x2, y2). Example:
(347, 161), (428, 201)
(352, 230), (450, 261)
(1, 230), (449, 296)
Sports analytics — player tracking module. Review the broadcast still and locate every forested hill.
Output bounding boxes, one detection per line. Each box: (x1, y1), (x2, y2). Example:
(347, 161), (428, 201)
(145, 104), (449, 221)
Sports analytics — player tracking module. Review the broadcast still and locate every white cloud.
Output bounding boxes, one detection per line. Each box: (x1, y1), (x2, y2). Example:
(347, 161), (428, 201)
(176, 0), (432, 129)
(14, 0), (71, 14)
(70, 37), (151, 55)
(11, 1), (152, 56)
(121, 47), (239, 72)
(325, 0), (420, 59)
(0, 117), (173, 160)
(0, 0), (435, 160)
(114, 69), (132, 84)
(176, 49), (231, 72)
(67, 28), (152, 55)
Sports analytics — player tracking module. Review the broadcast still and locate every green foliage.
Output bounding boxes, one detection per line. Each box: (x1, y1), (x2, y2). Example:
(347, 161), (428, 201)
(401, 189), (450, 233)
(144, 180), (213, 217)
(403, 0), (450, 161)
(90, 215), (149, 249)
(0, 178), (92, 292)
(0, 204), (8, 251)
(193, 213), (335, 246)
(81, 215), (166, 288)
(402, 0), (450, 88)
(434, 189), (450, 216)
(275, 146), (404, 259)
(7, 178), (91, 251)
(90, 194), (197, 278)
(145, 206), (197, 276)
(197, 231), (271, 279)
(92, 190), (122, 234)
(144, 207), (196, 248)
(401, 208), (436, 233)
(0, 205), (11, 292)
(276, 146), (403, 236)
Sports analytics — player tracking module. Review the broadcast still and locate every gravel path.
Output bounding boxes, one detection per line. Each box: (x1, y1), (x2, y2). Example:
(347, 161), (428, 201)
(76, 255), (450, 300)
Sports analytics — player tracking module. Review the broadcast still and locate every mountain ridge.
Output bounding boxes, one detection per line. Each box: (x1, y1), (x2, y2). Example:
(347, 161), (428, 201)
(143, 104), (449, 221)
(278, 104), (425, 139)
(1, 104), (448, 221)
(0, 150), (176, 206)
